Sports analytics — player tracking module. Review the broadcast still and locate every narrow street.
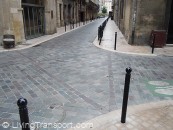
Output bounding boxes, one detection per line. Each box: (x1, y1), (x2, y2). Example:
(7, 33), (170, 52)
(0, 19), (173, 129)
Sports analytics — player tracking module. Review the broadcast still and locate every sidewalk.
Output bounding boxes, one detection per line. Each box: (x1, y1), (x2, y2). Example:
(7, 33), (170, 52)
(0, 20), (94, 52)
(68, 100), (173, 130)
(93, 19), (173, 57)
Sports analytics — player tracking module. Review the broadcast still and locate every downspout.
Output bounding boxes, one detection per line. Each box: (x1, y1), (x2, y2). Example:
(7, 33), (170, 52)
(131, 0), (137, 44)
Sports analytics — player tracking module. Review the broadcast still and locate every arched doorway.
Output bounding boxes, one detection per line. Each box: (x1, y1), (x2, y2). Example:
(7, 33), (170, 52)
(22, 0), (45, 39)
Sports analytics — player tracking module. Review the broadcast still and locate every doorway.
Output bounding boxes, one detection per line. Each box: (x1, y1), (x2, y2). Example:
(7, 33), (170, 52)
(22, 1), (45, 39)
(167, 1), (173, 44)
(80, 12), (85, 22)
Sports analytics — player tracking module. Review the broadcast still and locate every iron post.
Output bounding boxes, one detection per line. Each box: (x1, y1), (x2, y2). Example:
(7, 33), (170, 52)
(114, 32), (117, 50)
(121, 68), (132, 123)
(98, 27), (100, 41)
(17, 98), (30, 130)
(73, 21), (74, 29)
(152, 34), (155, 54)
(65, 22), (66, 32)
(99, 28), (103, 45)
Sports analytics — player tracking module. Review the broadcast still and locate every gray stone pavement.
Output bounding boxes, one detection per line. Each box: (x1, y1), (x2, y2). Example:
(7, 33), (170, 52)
(0, 18), (173, 130)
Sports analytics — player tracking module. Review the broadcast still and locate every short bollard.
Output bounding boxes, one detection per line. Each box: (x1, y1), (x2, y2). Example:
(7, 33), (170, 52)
(121, 68), (132, 123)
(17, 98), (30, 130)
(114, 32), (117, 50)
(99, 37), (101, 45)
(99, 29), (103, 45)
(152, 34), (155, 54)
(98, 26), (101, 40)
(73, 21), (75, 29)
(65, 22), (66, 32)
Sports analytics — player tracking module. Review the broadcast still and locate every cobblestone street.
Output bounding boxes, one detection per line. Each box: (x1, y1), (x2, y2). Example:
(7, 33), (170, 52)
(0, 19), (173, 130)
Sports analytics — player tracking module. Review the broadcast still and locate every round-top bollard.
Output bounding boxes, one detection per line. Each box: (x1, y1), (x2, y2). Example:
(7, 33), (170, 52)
(121, 67), (132, 123)
(126, 67), (132, 74)
(17, 98), (30, 130)
(17, 98), (27, 107)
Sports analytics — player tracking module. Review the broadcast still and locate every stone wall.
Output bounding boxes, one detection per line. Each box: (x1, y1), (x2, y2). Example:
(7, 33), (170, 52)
(123, 0), (132, 43)
(134, 0), (167, 45)
(0, 0), (25, 45)
(56, 0), (64, 27)
(44, 0), (57, 34)
(112, 0), (168, 45)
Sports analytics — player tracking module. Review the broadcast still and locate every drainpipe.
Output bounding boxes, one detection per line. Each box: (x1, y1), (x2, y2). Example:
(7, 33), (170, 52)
(131, 0), (137, 44)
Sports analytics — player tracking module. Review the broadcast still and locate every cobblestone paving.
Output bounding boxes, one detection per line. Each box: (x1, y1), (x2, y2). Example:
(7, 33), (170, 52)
(0, 19), (173, 130)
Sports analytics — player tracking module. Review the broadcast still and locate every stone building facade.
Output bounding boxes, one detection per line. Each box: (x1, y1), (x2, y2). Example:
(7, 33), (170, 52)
(0, 0), (99, 46)
(112, 0), (173, 45)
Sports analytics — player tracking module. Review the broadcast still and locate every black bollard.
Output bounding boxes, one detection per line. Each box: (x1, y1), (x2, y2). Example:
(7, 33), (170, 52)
(65, 22), (66, 32)
(114, 32), (117, 50)
(98, 26), (101, 41)
(121, 68), (132, 123)
(17, 98), (30, 130)
(99, 28), (103, 45)
(152, 34), (155, 54)
(99, 38), (101, 45)
(73, 21), (74, 29)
